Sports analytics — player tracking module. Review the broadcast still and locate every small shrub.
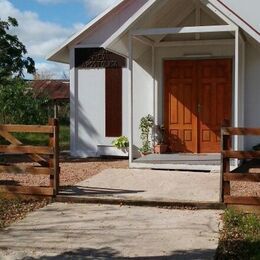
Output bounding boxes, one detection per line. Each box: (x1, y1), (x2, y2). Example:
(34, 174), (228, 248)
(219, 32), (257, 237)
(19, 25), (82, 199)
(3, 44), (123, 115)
(139, 114), (154, 153)
(217, 209), (260, 259)
(253, 143), (260, 151)
(112, 136), (129, 149)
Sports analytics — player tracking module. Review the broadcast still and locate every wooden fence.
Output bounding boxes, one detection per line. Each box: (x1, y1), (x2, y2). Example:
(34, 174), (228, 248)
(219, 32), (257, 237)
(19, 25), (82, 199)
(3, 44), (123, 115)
(0, 119), (60, 197)
(221, 127), (260, 206)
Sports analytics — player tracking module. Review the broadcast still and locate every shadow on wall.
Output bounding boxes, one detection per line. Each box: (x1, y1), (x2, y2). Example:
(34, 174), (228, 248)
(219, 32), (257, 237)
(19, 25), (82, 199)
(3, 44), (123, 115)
(22, 247), (217, 259)
(71, 91), (99, 155)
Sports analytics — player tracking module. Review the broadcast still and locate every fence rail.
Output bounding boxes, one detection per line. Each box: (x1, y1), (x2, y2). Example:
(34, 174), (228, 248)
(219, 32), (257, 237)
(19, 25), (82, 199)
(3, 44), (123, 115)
(0, 119), (60, 197)
(221, 127), (260, 206)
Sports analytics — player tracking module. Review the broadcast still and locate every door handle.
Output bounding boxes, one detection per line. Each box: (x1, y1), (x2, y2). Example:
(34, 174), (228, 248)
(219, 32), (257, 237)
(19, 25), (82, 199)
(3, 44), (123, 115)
(197, 104), (201, 113)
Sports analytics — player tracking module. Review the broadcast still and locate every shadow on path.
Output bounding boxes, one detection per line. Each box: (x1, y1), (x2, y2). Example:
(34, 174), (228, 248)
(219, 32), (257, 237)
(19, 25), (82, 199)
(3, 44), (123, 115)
(59, 186), (145, 197)
(22, 247), (216, 259)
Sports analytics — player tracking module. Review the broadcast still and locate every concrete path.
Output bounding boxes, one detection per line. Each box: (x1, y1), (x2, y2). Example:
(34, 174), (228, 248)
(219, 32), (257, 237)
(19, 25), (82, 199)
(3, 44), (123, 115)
(0, 203), (222, 259)
(61, 169), (220, 203)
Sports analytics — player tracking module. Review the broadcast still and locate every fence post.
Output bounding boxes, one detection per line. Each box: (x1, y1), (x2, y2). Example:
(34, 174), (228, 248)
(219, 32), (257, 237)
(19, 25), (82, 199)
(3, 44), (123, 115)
(54, 119), (60, 194)
(48, 118), (60, 196)
(221, 128), (231, 203)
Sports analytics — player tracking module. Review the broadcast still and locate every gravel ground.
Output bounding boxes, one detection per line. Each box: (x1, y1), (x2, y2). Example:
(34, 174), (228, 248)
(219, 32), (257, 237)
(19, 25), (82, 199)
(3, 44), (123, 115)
(232, 182), (260, 197)
(0, 158), (128, 187)
(0, 199), (49, 229)
(0, 158), (128, 229)
(0, 155), (258, 196)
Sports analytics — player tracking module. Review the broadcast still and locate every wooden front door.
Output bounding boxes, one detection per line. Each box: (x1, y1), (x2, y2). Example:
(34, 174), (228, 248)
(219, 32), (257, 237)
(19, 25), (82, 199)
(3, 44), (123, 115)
(164, 59), (232, 153)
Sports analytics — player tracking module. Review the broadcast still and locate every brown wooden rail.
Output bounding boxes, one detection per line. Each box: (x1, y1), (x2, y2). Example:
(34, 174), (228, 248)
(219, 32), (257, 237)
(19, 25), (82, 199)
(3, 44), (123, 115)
(221, 127), (260, 206)
(0, 119), (60, 197)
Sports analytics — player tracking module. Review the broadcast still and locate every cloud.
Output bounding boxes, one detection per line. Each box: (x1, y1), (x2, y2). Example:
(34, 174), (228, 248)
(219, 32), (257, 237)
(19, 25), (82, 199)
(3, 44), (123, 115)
(35, 61), (69, 79)
(0, 0), (78, 78)
(0, 0), (78, 58)
(83, 0), (119, 16)
(35, 0), (67, 4)
(34, 0), (119, 13)
(0, 0), (119, 78)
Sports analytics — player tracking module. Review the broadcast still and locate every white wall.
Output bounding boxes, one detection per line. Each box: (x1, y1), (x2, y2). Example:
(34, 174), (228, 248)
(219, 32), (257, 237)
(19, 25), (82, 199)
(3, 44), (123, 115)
(70, 62), (129, 157)
(77, 69), (105, 156)
(244, 42), (260, 150)
(132, 53), (154, 148)
(220, 0), (260, 32)
(71, 41), (260, 157)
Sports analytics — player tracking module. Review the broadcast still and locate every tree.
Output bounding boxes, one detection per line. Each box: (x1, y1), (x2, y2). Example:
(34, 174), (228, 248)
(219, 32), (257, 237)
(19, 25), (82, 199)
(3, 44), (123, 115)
(0, 79), (50, 124)
(0, 17), (35, 81)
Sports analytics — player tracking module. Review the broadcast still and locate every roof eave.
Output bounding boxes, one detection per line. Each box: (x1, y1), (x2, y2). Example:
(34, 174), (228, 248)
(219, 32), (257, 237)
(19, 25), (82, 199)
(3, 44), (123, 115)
(211, 0), (260, 43)
(46, 0), (125, 63)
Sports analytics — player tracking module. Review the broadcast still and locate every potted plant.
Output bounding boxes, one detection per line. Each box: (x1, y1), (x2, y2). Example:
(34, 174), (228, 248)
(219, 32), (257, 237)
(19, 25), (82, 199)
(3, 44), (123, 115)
(112, 136), (129, 154)
(253, 143), (260, 151)
(154, 124), (168, 154)
(139, 114), (154, 156)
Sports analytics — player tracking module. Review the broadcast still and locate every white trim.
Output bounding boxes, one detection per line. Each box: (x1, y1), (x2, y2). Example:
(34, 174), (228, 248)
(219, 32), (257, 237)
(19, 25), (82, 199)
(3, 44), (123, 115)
(206, 0), (260, 43)
(69, 47), (77, 155)
(152, 45), (156, 131)
(132, 25), (237, 36)
(75, 44), (101, 48)
(154, 3), (195, 44)
(102, 0), (157, 49)
(200, 0), (237, 27)
(128, 35), (134, 164)
(155, 39), (234, 47)
(133, 35), (154, 47)
(195, 0), (201, 40)
(238, 32), (246, 150)
(233, 28), (239, 152)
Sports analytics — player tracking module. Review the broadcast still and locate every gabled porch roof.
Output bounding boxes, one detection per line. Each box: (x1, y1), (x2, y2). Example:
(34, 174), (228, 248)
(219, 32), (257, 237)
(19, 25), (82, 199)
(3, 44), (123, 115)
(47, 0), (260, 64)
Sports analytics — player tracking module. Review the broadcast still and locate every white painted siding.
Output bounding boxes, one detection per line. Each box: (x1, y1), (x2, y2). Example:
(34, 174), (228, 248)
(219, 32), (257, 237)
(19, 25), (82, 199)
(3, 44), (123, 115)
(244, 43), (260, 150)
(71, 67), (129, 157)
(133, 55), (153, 148)
(220, 0), (260, 32)
(77, 69), (105, 157)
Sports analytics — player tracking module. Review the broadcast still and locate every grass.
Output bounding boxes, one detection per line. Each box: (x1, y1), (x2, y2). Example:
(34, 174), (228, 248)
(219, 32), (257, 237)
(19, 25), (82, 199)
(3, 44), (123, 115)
(59, 125), (70, 151)
(0, 125), (70, 151)
(216, 209), (260, 259)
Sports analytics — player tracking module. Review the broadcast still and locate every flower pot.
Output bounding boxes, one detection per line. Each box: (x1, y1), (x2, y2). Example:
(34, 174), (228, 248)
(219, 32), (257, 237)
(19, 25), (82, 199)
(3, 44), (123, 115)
(140, 151), (153, 157)
(154, 144), (168, 154)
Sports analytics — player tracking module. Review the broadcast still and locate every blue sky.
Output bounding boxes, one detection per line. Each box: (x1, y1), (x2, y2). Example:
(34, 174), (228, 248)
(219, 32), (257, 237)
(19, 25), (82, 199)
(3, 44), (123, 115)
(0, 0), (118, 78)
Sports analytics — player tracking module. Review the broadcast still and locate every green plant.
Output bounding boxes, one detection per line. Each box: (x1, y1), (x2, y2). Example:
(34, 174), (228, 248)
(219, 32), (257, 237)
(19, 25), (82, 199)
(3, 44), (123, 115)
(0, 17), (35, 82)
(112, 136), (129, 149)
(155, 124), (166, 144)
(139, 114), (154, 153)
(217, 209), (260, 259)
(224, 209), (260, 241)
(0, 79), (49, 124)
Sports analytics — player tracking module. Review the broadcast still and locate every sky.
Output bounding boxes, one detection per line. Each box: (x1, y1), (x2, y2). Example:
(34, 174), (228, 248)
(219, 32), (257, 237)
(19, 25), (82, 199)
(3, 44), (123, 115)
(0, 0), (119, 79)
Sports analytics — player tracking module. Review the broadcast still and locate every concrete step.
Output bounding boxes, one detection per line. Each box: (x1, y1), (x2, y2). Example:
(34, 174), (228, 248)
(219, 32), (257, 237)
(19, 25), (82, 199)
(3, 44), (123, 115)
(55, 194), (226, 210)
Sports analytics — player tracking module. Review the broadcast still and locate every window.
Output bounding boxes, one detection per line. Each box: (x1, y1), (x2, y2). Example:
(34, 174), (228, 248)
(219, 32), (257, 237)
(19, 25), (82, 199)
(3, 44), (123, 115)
(105, 68), (122, 137)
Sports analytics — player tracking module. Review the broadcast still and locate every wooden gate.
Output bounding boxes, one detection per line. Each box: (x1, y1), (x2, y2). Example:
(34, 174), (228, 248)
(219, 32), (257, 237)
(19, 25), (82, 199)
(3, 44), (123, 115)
(221, 127), (260, 206)
(0, 119), (60, 197)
